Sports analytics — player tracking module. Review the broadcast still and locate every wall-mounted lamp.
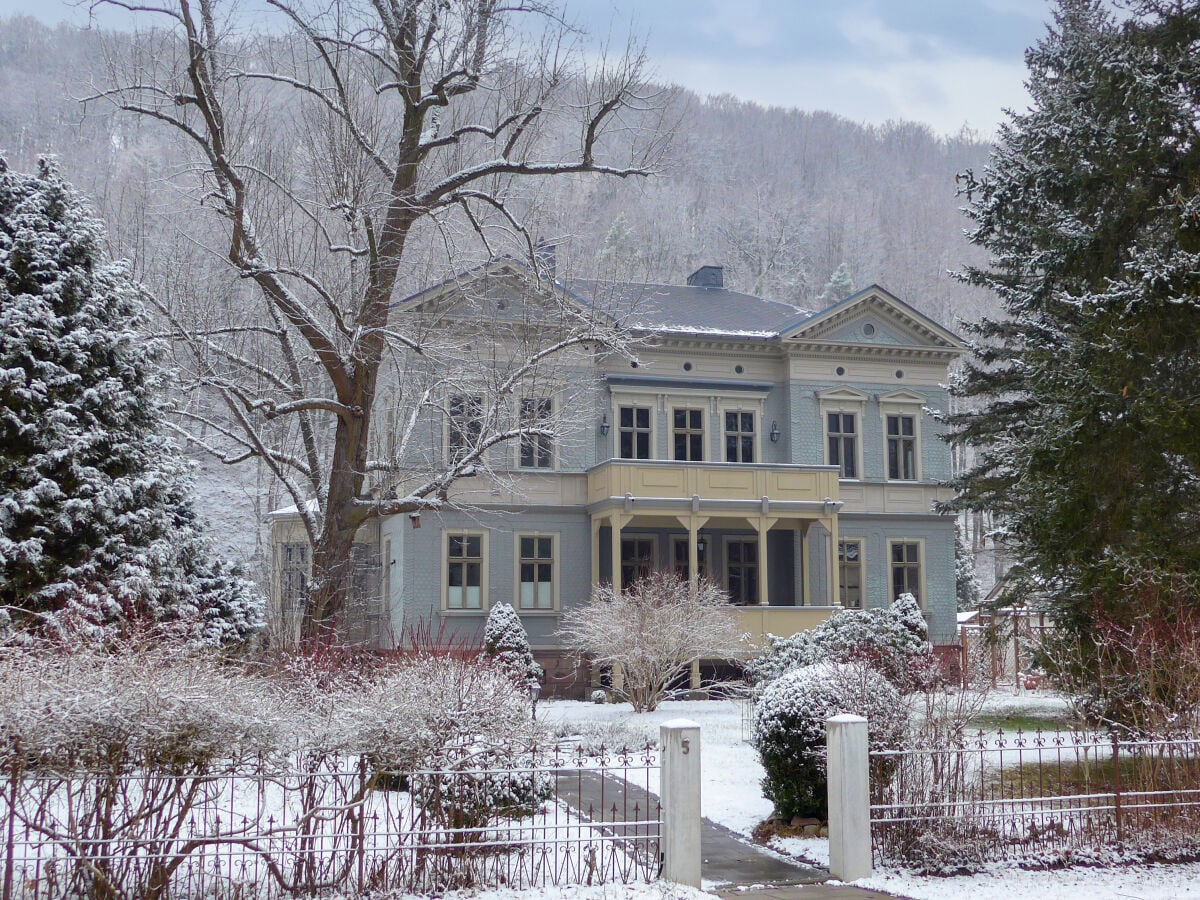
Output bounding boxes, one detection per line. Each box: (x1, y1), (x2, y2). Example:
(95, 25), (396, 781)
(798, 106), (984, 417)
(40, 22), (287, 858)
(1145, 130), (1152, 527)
(409, 511), (421, 529)
(599, 413), (610, 436)
(769, 420), (780, 443)
(696, 535), (707, 554)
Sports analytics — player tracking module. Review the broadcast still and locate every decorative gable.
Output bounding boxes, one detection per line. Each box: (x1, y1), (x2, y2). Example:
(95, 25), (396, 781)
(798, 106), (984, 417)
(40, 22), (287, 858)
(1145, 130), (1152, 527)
(780, 285), (965, 356)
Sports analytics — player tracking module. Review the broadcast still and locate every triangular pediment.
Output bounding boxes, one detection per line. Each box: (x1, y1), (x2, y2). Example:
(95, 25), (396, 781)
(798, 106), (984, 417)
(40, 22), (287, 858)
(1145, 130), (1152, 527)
(394, 258), (603, 324)
(816, 386), (870, 403)
(780, 285), (965, 353)
(877, 389), (929, 405)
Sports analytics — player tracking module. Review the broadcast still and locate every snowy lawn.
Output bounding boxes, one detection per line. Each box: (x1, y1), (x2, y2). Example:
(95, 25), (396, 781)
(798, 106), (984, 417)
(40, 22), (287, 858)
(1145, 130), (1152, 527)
(541, 691), (1200, 900)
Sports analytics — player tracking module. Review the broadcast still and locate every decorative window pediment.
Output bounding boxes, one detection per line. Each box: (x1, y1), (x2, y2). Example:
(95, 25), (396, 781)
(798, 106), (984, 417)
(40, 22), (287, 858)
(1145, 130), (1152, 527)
(816, 386), (870, 404)
(878, 389), (928, 405)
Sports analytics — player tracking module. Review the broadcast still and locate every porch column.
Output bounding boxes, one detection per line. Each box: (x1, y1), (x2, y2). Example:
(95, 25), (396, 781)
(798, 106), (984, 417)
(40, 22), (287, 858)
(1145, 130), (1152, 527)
(610, 513), (623, 598)
(590, 517), (601, 593)
(826, 513), (841, 607)
(800, 522), (811, 607)
(755, 515), (778, 606)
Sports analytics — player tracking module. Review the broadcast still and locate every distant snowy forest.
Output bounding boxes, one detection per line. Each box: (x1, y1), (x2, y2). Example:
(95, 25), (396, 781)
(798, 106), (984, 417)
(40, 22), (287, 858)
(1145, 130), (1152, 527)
(0, 13), (998, 573)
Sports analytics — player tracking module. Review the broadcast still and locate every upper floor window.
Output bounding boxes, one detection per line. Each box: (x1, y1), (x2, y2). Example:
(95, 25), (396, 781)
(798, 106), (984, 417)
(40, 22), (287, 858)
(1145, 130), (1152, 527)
(886, 414), (917, 480)
(519, 397), (553, 469)
(724, 411), (755, 463)
(447, 394), (483, 459)
(827, 412), (858, 478)
(673, 407), (704, 461)
(618, 405), (651, 460)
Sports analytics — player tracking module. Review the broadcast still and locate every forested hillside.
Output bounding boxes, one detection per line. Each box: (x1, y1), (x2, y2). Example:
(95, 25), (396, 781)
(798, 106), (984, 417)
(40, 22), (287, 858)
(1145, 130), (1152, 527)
(0, 14), (997, 568)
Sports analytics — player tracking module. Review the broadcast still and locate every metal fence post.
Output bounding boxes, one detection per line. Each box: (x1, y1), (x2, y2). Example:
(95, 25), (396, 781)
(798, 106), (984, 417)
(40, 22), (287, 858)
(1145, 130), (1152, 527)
(660, 719), (701, 887)
(827, 713), (872, 881)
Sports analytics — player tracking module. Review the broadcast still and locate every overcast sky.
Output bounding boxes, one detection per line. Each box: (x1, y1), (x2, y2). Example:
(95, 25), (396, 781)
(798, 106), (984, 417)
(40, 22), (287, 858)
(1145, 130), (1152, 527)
(0, 0), (1051, 136)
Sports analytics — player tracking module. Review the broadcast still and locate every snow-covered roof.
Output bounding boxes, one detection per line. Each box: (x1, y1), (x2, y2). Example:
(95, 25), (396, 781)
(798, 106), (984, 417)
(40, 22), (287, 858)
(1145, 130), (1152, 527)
(563, 277), (809, 337)
(265, 499), (319, 520)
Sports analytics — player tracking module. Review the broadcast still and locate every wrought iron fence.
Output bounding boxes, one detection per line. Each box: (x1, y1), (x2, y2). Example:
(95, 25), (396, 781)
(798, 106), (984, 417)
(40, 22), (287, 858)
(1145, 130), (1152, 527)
(870, 727), (1200, 870)
(1, 744), (661, 899)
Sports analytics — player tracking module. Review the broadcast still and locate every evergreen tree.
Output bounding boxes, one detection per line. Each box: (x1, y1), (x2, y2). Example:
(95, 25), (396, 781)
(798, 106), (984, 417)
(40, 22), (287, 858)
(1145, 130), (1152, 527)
(817, 262), (854, 307)
(946, 2), (1200, 649)
(482, 601), (543, 689)
(0, 158), (264, 645)
(955, 524), (981, 611)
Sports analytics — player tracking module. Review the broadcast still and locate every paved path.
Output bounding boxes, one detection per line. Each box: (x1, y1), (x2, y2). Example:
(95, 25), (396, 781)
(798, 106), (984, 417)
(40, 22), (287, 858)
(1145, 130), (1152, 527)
(568, 771), (908, 897)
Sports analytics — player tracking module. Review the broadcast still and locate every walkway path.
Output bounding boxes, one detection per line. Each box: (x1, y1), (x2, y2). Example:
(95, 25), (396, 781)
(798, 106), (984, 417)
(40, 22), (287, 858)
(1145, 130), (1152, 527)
(571, 771), (908, 898)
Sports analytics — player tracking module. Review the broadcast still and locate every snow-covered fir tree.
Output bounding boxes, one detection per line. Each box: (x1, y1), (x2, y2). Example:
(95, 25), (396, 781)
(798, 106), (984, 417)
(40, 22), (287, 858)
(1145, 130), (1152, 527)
(955, 523), (981, 611)
(0, 158), (264, 645)
(482, 601), (543, 689)
(817, 262), (855, 307)
(945, 1), (1200, 660)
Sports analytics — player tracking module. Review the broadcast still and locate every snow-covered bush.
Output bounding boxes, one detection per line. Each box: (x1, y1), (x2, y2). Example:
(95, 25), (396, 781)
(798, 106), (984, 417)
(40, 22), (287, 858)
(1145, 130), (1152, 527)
(591, 689), (607, 704)
(0, 158), (263, 647)
(752, 661), (905, 820)
(483, 601), (543, 689)
(747, 593), (935, 693)
(558, 571), (744, 712)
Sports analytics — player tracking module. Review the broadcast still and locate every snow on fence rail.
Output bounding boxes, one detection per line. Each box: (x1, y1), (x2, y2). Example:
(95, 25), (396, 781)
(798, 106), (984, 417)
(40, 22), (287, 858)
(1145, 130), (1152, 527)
(869, 727), (1200, 870)
(0, 744), (661, 899)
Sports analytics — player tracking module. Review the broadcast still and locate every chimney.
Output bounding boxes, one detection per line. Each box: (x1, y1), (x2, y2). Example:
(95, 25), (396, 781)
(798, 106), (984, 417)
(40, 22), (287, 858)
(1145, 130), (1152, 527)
(686, 265), (724, 288)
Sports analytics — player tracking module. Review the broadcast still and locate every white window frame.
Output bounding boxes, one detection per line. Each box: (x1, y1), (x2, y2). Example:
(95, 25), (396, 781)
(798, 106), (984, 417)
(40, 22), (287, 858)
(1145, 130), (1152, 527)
(838, 538), (865, 608)
(614, 402), (655, 460)
(442, 530), (489, 612)
(671, 405), (707, 462)
(444, 393), (484, 461)
(619, 532), (658, 586)
(723, 537), (760, 606)
(517, 395), (556, 470)
(879, 390), (926, 482)
(514, 532), (559, 612)
(818, 387), (867, 480)
(717, 404), (762, 464)
(887, 538), (925, 608)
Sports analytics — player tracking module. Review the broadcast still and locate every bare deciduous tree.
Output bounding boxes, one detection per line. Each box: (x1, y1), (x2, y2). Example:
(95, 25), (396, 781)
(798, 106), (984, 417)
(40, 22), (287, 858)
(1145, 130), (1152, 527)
(558, 571), (744, 712)
(90, 0), (669, 645)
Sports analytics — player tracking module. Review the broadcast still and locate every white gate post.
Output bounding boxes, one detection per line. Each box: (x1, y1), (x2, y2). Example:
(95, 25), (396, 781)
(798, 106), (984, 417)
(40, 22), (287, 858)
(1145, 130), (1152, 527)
(827, 713), (872, 881)
(660, 719), (701, 887)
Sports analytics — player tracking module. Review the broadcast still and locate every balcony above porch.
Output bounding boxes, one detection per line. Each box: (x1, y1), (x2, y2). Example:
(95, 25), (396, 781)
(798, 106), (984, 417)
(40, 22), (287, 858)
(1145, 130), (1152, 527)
(586, 459), (840, 518)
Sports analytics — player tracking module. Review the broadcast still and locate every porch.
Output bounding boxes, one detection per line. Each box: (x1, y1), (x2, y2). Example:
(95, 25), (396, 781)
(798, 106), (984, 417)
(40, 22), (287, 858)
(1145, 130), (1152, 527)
(586, 459), (846, 648)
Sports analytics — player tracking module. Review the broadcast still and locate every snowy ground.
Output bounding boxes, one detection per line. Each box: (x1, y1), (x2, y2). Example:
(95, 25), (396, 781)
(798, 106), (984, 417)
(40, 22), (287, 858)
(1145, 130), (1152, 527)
(540, 691), (1200, 900)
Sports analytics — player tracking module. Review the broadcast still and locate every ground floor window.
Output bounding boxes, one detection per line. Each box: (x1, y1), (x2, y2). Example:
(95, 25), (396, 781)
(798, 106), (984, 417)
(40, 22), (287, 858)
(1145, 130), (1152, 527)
(672, 536), (709, 580)
(446, 532), (485, 609)
(620, 536), (656, 587)
(839, 539), (863, 608)
(890, 540), (921, 602)
(517, 534), (555, 610)
(280, 542), (309, 619)
(726, 539), (758, 605)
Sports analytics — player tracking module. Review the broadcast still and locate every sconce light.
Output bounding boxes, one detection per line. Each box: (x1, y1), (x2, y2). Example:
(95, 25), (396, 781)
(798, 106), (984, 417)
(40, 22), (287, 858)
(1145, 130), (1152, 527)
(696, 535), (707, 554)
(599, 413), (610, 436)
(769, 420), (780, 443)
(409, 511), (421, 529)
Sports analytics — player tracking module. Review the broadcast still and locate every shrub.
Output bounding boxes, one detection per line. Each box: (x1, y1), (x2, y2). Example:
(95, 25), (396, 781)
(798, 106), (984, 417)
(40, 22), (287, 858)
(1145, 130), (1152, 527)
(557, 571), (743, 712)
(747, 593), (935, 693)
(752, 661), (905, 820)
(483, 601), (543, 689)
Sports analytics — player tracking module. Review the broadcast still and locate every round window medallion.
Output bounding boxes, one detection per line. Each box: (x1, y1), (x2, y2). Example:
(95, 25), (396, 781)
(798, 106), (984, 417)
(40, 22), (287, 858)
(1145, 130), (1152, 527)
(895, 369), (904, 379)
(683, 362), (692, 371)
(631, 361), (639, 369)
(735, 364), (744, 374)
(836, 366), (846, 376)
(863, 323), (876, 336)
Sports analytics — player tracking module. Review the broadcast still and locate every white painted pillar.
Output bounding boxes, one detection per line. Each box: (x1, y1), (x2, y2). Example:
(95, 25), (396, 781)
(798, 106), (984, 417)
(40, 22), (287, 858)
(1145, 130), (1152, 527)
(827, 713), (872, 881)
(660, 719), (702, 888)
